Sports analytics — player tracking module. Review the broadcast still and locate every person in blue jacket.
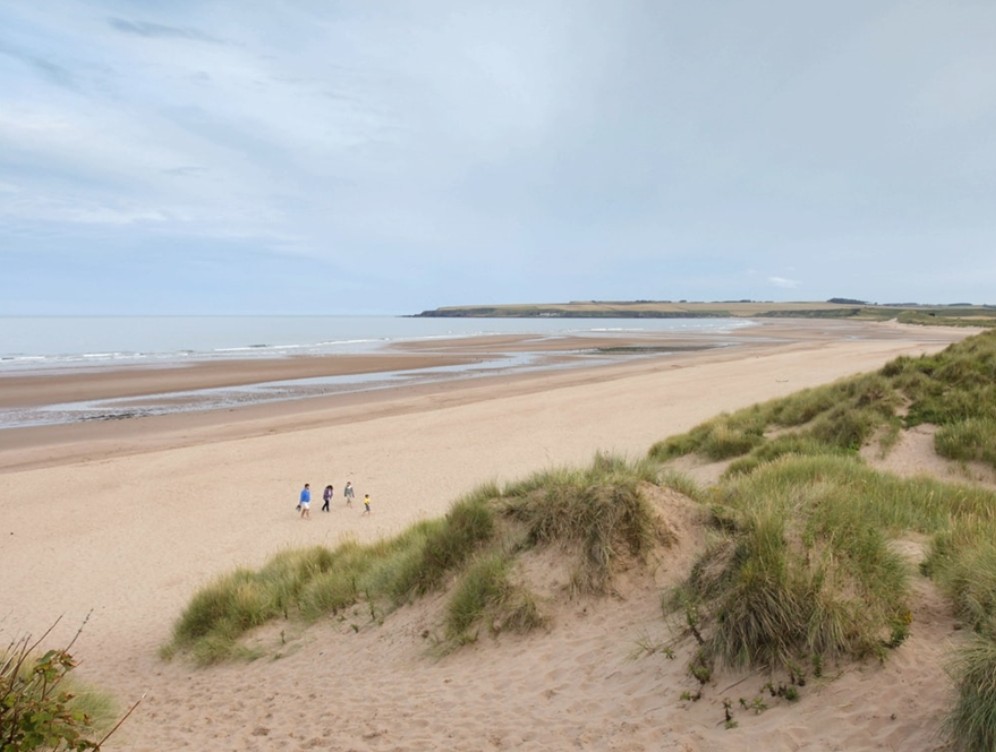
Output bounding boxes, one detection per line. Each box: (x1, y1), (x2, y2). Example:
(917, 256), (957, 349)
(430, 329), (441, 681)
(298, 483), (311, 520)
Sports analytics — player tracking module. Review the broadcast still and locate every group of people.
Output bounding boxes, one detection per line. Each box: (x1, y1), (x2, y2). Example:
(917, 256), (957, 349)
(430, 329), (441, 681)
(296, 481), (370, 520)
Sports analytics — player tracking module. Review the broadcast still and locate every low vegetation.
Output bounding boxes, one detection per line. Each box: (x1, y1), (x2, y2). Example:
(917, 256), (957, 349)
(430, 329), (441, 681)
(163, 328), (996, 749)
(1, 621), (121, 751)
(416, 300), (996, 327)
(947, 637), (996, 752)
(651, 328), (996, 749)
(163, 453), (666, 664)
(666, 455), (994, 675)
(649, 329), (996, 473)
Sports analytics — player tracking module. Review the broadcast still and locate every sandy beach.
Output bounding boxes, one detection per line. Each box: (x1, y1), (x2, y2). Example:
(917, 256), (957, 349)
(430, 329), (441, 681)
(0, 318), (978, 750)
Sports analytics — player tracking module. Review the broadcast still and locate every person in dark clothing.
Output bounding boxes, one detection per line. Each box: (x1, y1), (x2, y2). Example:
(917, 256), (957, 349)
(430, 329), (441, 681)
(322, 484), (333, 512)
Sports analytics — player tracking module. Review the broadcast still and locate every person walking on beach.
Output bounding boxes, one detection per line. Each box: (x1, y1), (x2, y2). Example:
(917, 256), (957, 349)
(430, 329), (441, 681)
(362, 493), (371, 515)
(344, 481), (355, 508)
(299, 483), (311, 520)
(322, 484), (333, 512)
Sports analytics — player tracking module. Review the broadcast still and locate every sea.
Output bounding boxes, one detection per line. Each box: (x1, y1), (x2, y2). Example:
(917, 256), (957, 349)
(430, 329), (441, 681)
(0, 315), (755, 430)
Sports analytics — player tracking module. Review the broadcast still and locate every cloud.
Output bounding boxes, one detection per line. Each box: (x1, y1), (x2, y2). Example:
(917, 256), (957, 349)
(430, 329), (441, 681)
(107, 17), (219, 44)
(2, 2), (995, 313)
(0, 41), (75, 88)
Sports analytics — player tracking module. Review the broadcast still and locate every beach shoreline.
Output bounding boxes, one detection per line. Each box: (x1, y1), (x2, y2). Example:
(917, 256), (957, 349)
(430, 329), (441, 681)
(0, 318), (962, 472)
(0, 318), (980, 751)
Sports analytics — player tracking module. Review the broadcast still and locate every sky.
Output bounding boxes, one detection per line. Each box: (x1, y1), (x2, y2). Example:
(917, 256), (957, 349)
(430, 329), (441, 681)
(2, 2), (995, 315)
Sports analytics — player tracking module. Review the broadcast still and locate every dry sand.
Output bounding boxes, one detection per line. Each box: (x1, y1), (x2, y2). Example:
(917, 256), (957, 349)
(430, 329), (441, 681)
(0, 319), (979, 750)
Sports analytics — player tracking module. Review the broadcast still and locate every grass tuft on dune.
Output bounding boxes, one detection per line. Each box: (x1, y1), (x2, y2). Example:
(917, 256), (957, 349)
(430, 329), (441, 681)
(163, 452), (667, 663)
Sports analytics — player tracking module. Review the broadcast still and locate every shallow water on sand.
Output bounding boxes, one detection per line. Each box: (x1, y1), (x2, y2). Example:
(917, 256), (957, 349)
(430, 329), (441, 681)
(0, 315), (751, 370)
(0, 316), (751, 429)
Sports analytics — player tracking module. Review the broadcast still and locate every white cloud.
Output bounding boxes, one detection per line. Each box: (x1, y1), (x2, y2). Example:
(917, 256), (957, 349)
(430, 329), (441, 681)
(768, 276), (800, 290)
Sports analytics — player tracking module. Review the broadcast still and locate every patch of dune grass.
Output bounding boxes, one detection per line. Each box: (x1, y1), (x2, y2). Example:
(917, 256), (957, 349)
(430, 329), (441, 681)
(657, 470), (704, 502)
(165, 454), (666, 663)
(651, 331), (996, 474)
(936, 417), (996, 469)
(765, 384), (840, 427)
(669, 454), (976, 671)
(165, 490), (499, 664)
(169, 568), (278, 661)
(648, 414), (763, 461)
(806, 404), (889, 451)
(499, 454), (662, 594)
(923, 520), (996, 635)
(724, 435), (851, 477)
(670, 437), (996, 705)
(400, 493), (497, 596)
(947, 637), (996, 752)
(444, 552), (543, 644)
(901, 332), (996, 429)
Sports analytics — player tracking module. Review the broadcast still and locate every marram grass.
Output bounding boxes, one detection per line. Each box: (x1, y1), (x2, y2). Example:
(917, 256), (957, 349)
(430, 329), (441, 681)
(650, 329), (996, 472)
(165, 453), (664, 663)
(671, 455), (916, 671)
(499, 455), (661, 595)
(444, 552), (543, 644)
(164, 494), (500, 664)
(947, 637), (996, 752)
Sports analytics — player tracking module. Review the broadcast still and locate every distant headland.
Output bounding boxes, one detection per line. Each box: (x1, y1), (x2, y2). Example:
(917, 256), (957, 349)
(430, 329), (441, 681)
(413, 299), (996, 327)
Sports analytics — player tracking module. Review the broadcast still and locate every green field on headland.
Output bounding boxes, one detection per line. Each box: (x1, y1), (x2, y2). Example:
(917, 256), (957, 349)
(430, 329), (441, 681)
(415, 300), (996, 327)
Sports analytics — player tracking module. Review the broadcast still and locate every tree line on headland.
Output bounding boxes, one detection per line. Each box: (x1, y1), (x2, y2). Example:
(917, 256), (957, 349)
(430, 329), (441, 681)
(414, 300), (996, 327)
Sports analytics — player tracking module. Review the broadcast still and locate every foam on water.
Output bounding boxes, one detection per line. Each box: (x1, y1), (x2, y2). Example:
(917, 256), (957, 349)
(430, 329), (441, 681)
(0, 315), (753, 429)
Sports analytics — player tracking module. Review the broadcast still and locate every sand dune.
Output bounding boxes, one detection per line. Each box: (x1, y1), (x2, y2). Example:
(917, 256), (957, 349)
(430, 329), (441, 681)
(0, 319), (976, 750)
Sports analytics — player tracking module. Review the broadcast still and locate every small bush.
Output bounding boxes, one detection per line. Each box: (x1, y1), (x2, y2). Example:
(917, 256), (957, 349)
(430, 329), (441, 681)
(1, 625), (121, 751)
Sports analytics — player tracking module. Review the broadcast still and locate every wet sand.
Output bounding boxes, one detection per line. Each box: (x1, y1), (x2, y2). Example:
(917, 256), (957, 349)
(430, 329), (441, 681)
(0, 318), (978, 751)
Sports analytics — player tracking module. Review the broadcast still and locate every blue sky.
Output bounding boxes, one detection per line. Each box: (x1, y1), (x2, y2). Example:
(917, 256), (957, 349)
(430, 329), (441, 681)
(2, 2), (995, 314)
